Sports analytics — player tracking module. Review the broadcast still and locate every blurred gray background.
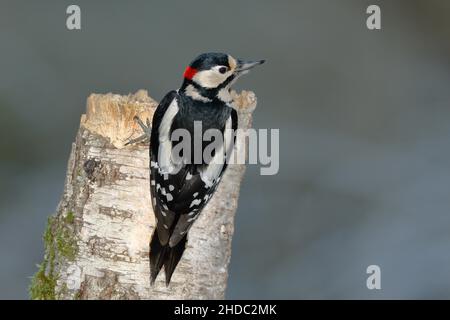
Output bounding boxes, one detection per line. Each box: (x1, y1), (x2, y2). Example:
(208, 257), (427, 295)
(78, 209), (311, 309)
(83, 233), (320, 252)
(1, 0), (450, 299)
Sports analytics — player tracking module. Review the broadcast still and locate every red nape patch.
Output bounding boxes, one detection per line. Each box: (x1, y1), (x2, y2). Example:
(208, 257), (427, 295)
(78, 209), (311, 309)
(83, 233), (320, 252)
(183, 66), (197, 80)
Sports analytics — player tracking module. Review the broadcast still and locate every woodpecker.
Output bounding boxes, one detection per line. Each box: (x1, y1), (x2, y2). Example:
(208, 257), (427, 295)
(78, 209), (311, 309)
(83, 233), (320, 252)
(129, 52), (264, 285)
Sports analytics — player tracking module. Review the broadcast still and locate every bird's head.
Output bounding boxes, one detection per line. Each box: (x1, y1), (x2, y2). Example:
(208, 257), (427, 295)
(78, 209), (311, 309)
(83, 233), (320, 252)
(181, 52), (264, 101)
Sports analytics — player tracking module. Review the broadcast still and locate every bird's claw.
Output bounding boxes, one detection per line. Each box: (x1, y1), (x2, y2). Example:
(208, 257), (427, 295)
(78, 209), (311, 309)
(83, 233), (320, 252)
(125, 116), (152, 146)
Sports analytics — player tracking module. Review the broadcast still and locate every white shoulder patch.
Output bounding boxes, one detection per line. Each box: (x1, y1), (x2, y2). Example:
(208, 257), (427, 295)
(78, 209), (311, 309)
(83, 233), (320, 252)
(158, 97), (180, 174)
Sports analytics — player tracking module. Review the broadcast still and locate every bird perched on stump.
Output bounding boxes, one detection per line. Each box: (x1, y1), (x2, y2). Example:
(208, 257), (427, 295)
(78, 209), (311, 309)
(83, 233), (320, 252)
(128, 52), (264, 285)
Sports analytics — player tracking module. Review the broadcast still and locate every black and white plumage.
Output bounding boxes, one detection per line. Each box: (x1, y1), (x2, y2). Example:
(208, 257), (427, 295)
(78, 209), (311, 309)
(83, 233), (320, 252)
(140, 52), (264, 285)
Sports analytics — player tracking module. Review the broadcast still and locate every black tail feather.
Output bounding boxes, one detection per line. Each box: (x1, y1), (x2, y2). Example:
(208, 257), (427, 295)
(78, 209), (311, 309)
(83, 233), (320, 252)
(149, 231), (167, 285)
(164, 235), (187, 286)
(149, 231), (187, 286)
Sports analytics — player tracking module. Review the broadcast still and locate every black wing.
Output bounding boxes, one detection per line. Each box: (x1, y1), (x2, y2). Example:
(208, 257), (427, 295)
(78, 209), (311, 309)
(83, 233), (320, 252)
(166, 108), (238, 246)
(150, 98), (238, 246)
(149, 90), (179, 246)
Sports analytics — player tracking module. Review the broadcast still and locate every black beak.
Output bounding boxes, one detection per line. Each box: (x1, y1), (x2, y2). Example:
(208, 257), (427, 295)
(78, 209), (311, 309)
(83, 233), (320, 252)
(235, 59), (265, 74)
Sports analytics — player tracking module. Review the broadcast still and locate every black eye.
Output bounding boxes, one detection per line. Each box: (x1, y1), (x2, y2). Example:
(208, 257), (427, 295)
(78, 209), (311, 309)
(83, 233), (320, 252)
(218, 66), (228, 74)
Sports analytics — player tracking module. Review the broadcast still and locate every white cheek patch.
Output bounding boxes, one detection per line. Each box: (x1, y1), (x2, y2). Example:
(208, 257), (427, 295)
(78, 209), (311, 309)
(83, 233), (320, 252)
(192, 70), (224, 88)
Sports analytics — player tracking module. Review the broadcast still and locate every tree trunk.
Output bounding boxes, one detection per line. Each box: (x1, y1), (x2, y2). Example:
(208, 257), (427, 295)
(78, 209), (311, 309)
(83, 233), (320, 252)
(29, 89), (257, 300)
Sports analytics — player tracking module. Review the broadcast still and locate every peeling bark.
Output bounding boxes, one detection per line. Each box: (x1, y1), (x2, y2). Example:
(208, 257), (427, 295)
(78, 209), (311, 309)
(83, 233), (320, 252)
(30, 89), (257, 300)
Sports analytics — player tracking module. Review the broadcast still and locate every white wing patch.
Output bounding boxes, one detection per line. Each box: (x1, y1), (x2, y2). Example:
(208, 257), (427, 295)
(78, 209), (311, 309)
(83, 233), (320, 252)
(158, 98), (181, 174)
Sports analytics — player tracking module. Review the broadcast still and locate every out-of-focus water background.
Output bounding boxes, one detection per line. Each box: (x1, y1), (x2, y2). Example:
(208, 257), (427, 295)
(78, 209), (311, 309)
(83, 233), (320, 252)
(1, 0), (450, 299)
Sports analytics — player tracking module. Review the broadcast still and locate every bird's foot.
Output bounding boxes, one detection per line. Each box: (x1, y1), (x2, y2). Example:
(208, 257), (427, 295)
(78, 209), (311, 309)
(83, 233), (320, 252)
(125, 116), (151, 146)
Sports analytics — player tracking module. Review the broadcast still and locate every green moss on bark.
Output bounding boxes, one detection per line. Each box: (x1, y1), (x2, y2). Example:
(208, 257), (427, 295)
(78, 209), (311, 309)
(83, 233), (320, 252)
(56, 228), (77, 260)
(29, 212), (79, 300)
(65, 211), (75, 224)
(29, 263), (57, 300)
(29, 216), (57, 299)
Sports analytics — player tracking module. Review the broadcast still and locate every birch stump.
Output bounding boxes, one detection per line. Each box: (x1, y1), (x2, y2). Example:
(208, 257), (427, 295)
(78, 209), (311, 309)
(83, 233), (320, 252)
(30, 89), (257, 300)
